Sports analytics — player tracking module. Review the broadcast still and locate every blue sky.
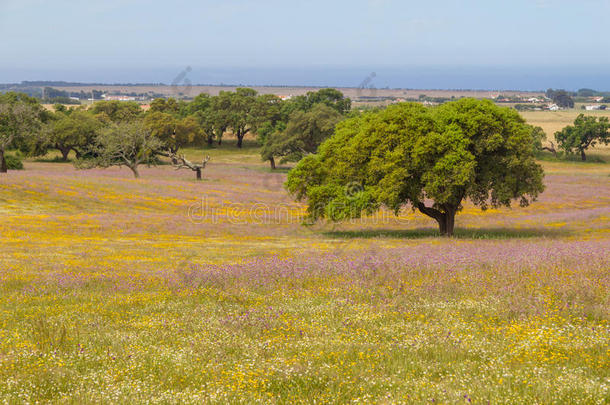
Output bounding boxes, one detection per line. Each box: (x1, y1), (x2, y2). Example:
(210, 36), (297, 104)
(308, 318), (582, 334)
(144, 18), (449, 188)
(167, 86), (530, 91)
(1, 0), (609, 88)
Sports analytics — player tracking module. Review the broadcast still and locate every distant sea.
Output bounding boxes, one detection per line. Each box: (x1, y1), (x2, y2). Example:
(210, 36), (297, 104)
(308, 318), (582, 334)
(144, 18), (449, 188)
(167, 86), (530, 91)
(1, 66), (609, 92)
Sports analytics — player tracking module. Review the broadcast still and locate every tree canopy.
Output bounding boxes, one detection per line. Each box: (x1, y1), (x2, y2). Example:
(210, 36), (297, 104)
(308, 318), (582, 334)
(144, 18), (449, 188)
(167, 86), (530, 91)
(77, 121), (163, 178)
(0, 92), (47, 172)
(227, 88), (258, 148)
(261, 104), (342, 169)
(91, 100), (142, 123)
(143, 111), (201, 153)
(291, 88), (351, 115)
(148, 98), (185, 116)
(259, 89), (351, 168)
(286, 99), (545, 236)
(554, 114), (610, 161)
(44, 109), (103, 160)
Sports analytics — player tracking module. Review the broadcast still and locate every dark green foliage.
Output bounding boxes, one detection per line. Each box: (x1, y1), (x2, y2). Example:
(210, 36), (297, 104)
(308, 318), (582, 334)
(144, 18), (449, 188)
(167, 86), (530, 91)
(576, 88), (596, 98)
(261, 104), (342, 168)
(187, 92), (232, 146)
(4, 154), (23, 170)
(529, 125), (547, 152)
(260, 89), (351, 167)
(0, 92), (47, 173)
(227, 88), (259, 148)
(546, 89), (575, 108)
(291, 88), (351, 115)
(43, 109), (103, 160)
(148, 98), (186, 116)
(41, 87), (80, 104)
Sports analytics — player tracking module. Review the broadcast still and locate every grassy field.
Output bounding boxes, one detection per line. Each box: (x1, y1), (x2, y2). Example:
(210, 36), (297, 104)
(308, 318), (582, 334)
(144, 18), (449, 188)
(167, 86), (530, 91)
(0, 111), (609, 403)
(522, 109), (610, 139)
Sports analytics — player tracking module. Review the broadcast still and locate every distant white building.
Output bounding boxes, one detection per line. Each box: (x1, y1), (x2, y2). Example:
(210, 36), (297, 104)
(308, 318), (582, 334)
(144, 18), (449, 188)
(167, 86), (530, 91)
(103, 95), (136, 101)
(548, 104), (560, 111)
(585, 105), (603, 111)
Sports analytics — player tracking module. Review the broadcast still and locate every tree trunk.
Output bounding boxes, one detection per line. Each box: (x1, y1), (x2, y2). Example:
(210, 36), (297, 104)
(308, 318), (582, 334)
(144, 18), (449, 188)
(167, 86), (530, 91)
(195, 167), (202, 180)
(437, 216), (447, 236)
(581, 149), (586, 161)
(0, 149), (7, 173)
(434, 212), (455, 237)
(60, 147), (70, 161)
(443, 209), (455, 237)
(129, 165), (140, 178)
(207, 135), (214, 146)
(269, 157), (276, 170)
(236, 131), (244, 148)
(417, 202), (456, 237)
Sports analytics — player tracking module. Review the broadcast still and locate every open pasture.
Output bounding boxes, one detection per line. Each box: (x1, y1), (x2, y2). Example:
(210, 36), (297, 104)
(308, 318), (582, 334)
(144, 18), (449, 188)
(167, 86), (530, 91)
(521, 109), (610, 144)
(0, 136), (609, 403)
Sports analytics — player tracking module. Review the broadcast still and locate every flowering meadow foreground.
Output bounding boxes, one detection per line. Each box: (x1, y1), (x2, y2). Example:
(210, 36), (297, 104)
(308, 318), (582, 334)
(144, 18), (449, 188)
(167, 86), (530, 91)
(0, 148), (609, 404)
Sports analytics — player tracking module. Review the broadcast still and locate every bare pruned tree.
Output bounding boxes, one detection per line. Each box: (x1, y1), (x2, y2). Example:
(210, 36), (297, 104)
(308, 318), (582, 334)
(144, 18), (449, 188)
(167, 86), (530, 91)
(165, 150), (210, 180)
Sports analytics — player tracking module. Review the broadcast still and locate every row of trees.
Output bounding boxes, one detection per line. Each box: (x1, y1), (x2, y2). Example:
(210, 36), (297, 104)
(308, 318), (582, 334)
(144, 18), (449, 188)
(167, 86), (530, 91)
(1, 89), (607, 181)
(0, 88), (352, 176)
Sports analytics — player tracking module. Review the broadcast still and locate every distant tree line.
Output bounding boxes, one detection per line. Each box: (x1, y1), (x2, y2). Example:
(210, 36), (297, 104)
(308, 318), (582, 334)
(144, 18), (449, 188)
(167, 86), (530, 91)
(0, 88), (351, 177)
(1, 86), (607, 182)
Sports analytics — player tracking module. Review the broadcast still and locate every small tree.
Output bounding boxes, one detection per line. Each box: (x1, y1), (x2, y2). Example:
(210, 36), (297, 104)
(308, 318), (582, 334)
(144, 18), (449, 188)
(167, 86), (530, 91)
(187, 94), (217, 145)
(44, 109), (102, 160)
(91, 100), (142, 123)
(555, 114), (610, 161)
(229, 88), (258, 148)
(143, 111), (201, 153)
(77, 121), (162, 178)
(286, 99), (545, 236)
(149, 98), (183, 115)
(0, 92), (45, 173)
(209, 93), (232, 145)
(164, 151), (210, 180)
(291, 89), (351, 114)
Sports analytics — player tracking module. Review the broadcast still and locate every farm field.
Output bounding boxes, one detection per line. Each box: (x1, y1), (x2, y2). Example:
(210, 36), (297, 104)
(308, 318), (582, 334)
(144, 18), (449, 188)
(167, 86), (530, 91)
(522, 109), (610, 147)
(0, 120), (609, 403)
(50, 85), (542, 102)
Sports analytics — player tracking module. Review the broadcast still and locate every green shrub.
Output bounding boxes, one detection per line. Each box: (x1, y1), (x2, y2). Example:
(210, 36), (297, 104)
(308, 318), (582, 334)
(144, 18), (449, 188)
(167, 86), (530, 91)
(5, 154), (24, 170)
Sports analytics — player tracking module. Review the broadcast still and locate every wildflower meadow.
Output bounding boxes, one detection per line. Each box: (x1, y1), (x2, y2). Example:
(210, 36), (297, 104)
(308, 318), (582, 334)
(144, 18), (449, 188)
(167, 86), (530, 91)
(0, 145), (608, 404)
